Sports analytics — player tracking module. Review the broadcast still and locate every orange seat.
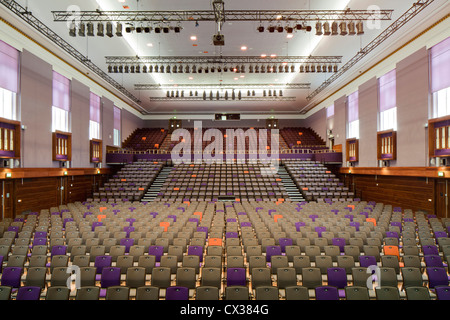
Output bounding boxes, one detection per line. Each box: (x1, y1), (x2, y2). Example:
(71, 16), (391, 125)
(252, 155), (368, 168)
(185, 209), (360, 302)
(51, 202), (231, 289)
(193, 212), (202, 221)
(366, 218), (377, 227)
(208, 238), (223, 246)
(138, 188), (144, 191)
(99, 207), (107, 213)
(297, 141), (301, 145)
(235, 198), (240, 202)
(183, 201), (190, 206)
(274, 214), (283, 222)
(159, 222), (170, 232)
(173, 187), (179, 191)
(97, 214), (106, 222)
(383, 245), (400, 260)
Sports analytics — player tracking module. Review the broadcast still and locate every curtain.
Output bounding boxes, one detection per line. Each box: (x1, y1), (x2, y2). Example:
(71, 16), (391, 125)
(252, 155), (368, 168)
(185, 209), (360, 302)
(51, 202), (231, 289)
(430, 36), (450, 93)
(0, 40), (19, 93)
(53, 71), (70, 110)
(379, 69), (396, 112)
(347, 91), (359, 122)
(90, 92), (101, 122)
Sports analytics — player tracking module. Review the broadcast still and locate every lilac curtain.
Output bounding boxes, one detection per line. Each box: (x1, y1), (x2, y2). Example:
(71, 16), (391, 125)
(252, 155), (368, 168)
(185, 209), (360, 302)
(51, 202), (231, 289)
(53, 71), (70, 110)
(347, 91), (359, 122)
(430, 36), (450, 93)
(0, 40), (19, 93)
(379, 69), (396, 112)
(114, 106), (121, 130)
(90, 92), (101, 122)
(326, 105), (335, 118)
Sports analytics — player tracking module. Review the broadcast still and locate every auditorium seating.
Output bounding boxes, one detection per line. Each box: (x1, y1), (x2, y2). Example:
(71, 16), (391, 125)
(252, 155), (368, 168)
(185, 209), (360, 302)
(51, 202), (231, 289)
(122, 129), (168, 151)
(0, 196), (449, 300)
(280, 127), (326, 150)
(92, 160), (163, 202)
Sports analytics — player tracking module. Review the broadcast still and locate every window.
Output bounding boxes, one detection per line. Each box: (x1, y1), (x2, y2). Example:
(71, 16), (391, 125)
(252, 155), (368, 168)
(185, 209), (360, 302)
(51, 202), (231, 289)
(430, 37), (450, 118)
(0, 40), (19, 120)
(113, 106), (121, 146)
(326, 104), (334, 118)
(379, 69), (397, 131)
(347, 91), (359, 139)
(89, 92), (101, 140)
(52, 71), (70, 132)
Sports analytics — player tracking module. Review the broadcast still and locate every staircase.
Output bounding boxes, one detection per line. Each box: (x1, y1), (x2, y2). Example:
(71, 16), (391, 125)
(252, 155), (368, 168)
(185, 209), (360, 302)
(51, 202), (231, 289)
(278, 166), (305, 202)
(141, 165), (173, 202)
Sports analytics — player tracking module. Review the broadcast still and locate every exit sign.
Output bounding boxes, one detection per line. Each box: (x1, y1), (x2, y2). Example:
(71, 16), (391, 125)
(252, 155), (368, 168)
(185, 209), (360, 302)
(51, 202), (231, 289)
(438, 171), (445, 177)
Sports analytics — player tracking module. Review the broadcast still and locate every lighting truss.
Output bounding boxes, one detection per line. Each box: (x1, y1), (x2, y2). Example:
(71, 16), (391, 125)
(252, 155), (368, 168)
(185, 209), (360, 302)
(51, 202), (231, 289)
(52, 9), (393, 23)
(149, 96), (296, 102)
(303, 0), (436, 111)
(135, 83), (311, 90)
(105, 55), (342, 65)
(0, 0), (145, 112)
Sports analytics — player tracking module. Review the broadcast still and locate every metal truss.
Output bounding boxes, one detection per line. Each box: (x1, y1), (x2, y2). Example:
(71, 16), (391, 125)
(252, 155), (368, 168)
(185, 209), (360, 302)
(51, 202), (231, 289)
(0, 0), (146, 112)
(105, 55), (343, 65)
(52, 9), (393, 23)
(149, 96), (296, 102)
(135, 83), (311, 90)
(304, 0), (436, 110)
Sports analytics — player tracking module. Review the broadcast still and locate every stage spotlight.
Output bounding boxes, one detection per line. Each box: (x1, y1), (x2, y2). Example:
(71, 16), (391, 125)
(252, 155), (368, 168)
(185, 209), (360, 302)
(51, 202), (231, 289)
(116, 22), (123, 36)
(331, 22), (338, 35)
(178, 65), (183, 73)
(348, 22), (356, 35)
(286, 26), (294, 34)
(290, 65), (295, 73)
(125, 25), (134, 33)
(136, 26), (142, 33)
(124, 65), (129, 73)
(148, 65), (153, 73)
(69, 22), (76, 37)
(106, 22), (114, 37)
(163, 26), (169, 33)
(339, 22), (348, 35)
(328, 65), (333, 73)
(144, 26), (151, 33)
(155, 26), (161, 33)
(295, 24), (303, 30)
(130, 66), (135, 73)
(299, 65), (305, 73)
(333, 65), (338, 73)
(174, 26), (181, 33)
(356, 21), (364, 35)
(154, 65), (159, 73)
(305, 25), (312, 32)
(257, 25), (265, 32)
(118, 65), (123, 73)
(160, 65), (165, 73)
(108, 65), (113, 73)
(192, 65), (197, 73)
(78, 23), (85, 37)
(87, 22), (94, 36)
(142, 65), (147, 73)
(311, 65), (316, 73)
(315, 22), (323, 36)
(323, 22), (331, 35)
(305, 65), (310, 73)
(97, 23), (104, 37)
(113, 66), (118, 73)
(277, 25), (284, 33)
(166, 65), (171, 73)
(268, 26), (275, 33)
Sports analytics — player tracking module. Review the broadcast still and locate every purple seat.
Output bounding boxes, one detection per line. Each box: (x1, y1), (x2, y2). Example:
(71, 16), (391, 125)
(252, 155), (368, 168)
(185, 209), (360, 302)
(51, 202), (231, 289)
(166, 286), (189, 300)
(226, 232), (238, 239)
(188, 218), (199, 226)
(16, 286), (41, 300)
(434, 231), (448, 239)
(226, 268), (246, 287)
(423, 245), (439, 256)
(187, 245), (203, 262)
(265, 245), (282, 262)
(91, 221), (103, 231)
(94, 255), (112, 274)
(327, 268), (347, 289)
(197, 227), (208, 239)
(435, 286), (450, 300)
(34, 231), (47, 239)
(427, 267), (449, 289)
(168, 215), (177, 222)
(0, 256), (3, 273)
(349, 222), (360, 231)
(279, 238), (293, 253)
(424, 255), (444, 268)
(315, 286), (340, 300)
(385, 231), (398, 239)
(126, 218), (136, 225)
(32, 238), (47, 247)
(227, 218), (237, 223)
(359, 256), (377, 268)
(315, 226), (326, 237)
(331, 238), (346, 252)
(309, 215), (318, 222)
(241, 222), (251, 228)
(123, 226), (135, 238)
(63, 218), (73, 228)
(101, 267), (121, 288)
(344, 215), (354, 222)
(390, 222), (402, 232)
(50, 245), (67, 258)
(1, 267), (22, 288)
(148, 246), (164, 262)
(295, 222), (306, 231)
(120, 238), (134, 253)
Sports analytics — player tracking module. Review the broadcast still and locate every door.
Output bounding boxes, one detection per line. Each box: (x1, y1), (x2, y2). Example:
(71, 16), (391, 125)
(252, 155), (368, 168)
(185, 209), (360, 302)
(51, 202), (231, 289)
(436, 180), (448, 219)
(2, 180), (14, 219)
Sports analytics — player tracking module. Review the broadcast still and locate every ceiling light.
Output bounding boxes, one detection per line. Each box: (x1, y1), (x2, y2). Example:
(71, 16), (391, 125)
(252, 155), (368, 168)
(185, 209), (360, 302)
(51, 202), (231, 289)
(261, 54), (267, 58)
(69, 22), (76, 37)
(323, 22), (331, 35)
(190, 35), (197, 41)
(78, 23), (85, 37)
(241, 46), (247, 51)
(116, 22), (123, 36)
(286, 34), (294, 39)
(270, 54), (277, 58)
(356, 21), (364, 35)
(97, 23), (104, 37)
(106, 22), (114, 37)
(86, 22), (94, 36)
(315, 22), (323, 36)
(147, 43), (153, 47)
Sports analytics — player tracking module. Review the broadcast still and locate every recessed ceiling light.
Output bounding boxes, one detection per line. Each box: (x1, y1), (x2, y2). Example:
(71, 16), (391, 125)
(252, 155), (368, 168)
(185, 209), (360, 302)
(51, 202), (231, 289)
(188, 76), (194, 80)
(146, 43), (153, 47)
(190, 35), (197, 41)
(270, 54), (277, 58)
(261, 54), (267, 58)
(240, 75), (245, 78)
(286, 34), (294, 39)
(234, 77), (238, 80)
(241, 46), (248, 51)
